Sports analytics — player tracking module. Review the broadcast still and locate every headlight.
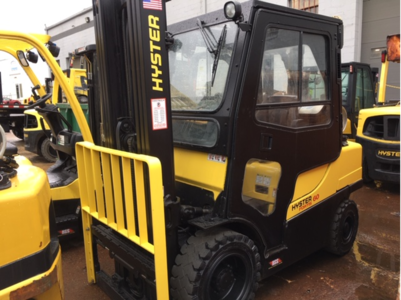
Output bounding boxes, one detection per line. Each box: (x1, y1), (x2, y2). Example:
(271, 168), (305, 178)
(224, 1), (242, 21)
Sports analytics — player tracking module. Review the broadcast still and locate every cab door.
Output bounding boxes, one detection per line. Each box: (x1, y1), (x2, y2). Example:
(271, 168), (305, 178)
(227, 9), (342, 251)
(351, 64), (376, 138)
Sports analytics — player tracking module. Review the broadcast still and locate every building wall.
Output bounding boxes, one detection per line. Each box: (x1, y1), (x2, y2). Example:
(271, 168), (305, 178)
(166, 0), (363, 63)
(46, 8), (95, 71)
(319, 0), (363, 63)
(166, 0), (283, 24)
(44, 0), (370, 66)
(0, 53), (49, 100)
(43, 0), (399, 100)
(361, 0), (400, 101)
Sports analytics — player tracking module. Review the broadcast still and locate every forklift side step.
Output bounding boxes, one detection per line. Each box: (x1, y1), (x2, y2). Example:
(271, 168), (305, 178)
(92, 224), (156, 281)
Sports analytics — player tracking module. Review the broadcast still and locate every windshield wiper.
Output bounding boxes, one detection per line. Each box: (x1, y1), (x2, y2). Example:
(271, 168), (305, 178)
(197, 19), (217, 55)
(211, 25), (227, 87)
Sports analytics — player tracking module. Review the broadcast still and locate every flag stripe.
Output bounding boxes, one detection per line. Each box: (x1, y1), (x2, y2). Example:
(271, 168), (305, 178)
(143, 0), (162, 10)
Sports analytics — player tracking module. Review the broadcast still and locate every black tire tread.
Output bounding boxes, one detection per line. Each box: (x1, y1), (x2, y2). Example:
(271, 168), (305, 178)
(170, 228), (261, 300)
(41, 138), (57, 162)
(326, 199), (358, 256)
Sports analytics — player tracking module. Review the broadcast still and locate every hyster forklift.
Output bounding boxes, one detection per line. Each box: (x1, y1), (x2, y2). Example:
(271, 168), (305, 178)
(0, 127), (63, 298)
(341, 62), (378, 140)
(68, 0), (362, 299)
(23, 61), (91, 163)
(0, 31), (93, 241)
(356, 34), (400, 184)
(1, 0), (362, 299)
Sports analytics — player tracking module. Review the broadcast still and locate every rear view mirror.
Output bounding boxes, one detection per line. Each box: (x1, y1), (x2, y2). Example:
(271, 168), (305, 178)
(47, 41), (60, 58)
(26, 50), (38, 63)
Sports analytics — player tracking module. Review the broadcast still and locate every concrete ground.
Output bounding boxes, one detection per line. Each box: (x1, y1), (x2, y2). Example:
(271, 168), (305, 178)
(6, 132), (400, 300)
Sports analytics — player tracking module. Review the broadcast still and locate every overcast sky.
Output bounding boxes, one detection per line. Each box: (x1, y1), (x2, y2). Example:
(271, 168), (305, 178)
(0, 0), (92, 33)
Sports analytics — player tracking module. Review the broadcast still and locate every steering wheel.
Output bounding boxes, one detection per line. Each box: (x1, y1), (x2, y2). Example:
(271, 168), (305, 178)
(27, 93), (52, 109)
(0, 125), (6, 159)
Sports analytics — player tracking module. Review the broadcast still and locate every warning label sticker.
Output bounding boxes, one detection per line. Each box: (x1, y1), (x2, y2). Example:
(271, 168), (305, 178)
(208, 154), (227, 163)
(151, 98), (167, 130)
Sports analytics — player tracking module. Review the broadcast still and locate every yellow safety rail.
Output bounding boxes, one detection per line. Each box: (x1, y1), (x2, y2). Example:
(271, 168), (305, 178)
(76, 141), (169, 299)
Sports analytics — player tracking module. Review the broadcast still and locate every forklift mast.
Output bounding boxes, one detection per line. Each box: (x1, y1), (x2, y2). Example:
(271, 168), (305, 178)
(93, 0), (176, 201)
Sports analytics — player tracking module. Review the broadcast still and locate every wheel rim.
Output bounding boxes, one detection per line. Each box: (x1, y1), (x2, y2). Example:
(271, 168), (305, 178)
(342, 214), (355, 244)
(206, 252), (251, 300)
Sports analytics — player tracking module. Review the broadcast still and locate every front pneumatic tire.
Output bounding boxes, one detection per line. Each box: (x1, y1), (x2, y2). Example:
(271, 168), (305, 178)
(41, 138), (57, 162)
(170, 228), (261, 300)
(326, 199), (359, 256)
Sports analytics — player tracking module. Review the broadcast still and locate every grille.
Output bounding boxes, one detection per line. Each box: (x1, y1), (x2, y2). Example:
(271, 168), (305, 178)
(363, 115), (400, 141)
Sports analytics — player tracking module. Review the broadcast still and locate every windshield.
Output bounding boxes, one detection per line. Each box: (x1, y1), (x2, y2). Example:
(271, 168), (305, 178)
(169, 22), (237, 112)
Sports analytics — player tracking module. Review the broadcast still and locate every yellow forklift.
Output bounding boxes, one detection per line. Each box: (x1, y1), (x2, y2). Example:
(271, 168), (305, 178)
(0, 31), (93, 241)
(356, 34), (400, 183)
(0, 126), (63, 298)
(0, 32), (72, 300)
(70, 0), (361, 299)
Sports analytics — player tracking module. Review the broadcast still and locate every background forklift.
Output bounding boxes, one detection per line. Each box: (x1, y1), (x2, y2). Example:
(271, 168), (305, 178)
(0, 40), (64, 297)
(355, 34), (400, 184)
(0, 30), (93, 241)
(341, 62), (379, 140)
(23, 47), (93, 163)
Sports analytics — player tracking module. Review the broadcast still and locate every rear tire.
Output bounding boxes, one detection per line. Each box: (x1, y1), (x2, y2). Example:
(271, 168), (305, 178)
(326, 199), (358, 256)
(170, 228), (261, 300)
(41, 138), (57, 162)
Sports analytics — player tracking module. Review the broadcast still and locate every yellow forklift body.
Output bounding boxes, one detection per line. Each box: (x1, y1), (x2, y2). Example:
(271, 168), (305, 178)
(0, 166), (51, 265)
(51, 179), (80, 201)
(174, 148), (228, 199)
(0, 166), (63, 300)
(357, 105), (400, 145)
(287, 141), (362, 220)
(0, 250), (63, 300)
(14, 155), (32, 166)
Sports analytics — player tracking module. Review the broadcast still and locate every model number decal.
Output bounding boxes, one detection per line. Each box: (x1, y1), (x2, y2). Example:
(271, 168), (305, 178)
(291, 194), (320, 212)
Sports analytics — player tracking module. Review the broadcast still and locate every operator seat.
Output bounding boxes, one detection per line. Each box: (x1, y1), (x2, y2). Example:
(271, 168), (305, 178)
(35, 104), (83, 188)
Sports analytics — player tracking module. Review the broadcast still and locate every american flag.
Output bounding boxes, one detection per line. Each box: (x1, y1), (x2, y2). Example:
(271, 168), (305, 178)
(143, 0), (162, 11)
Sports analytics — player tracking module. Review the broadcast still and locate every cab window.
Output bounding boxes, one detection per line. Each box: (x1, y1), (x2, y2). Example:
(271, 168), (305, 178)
(355, 66), (375, 112)
(168, 22), (237, 112)
(255, 28), (331, 128)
